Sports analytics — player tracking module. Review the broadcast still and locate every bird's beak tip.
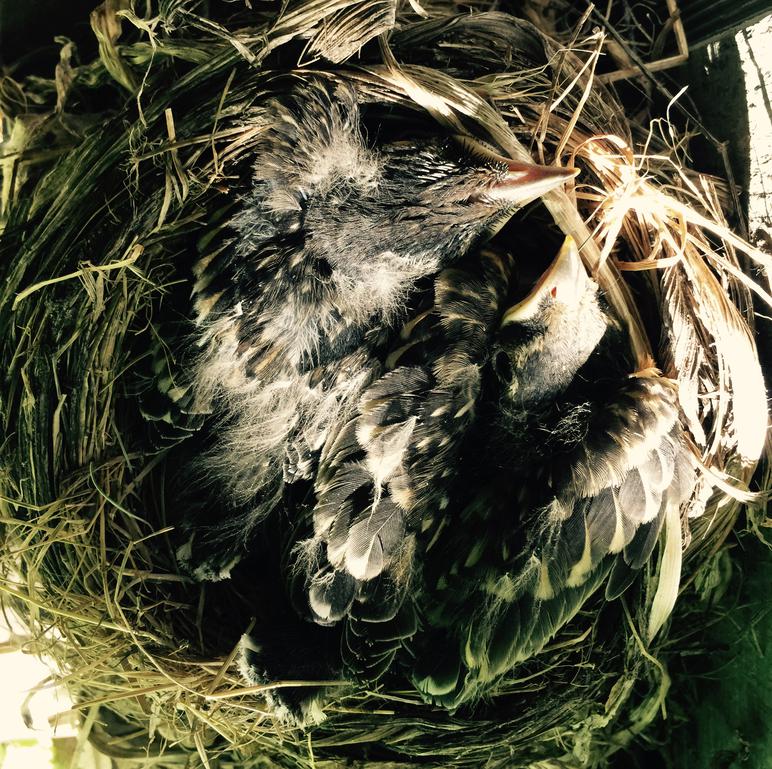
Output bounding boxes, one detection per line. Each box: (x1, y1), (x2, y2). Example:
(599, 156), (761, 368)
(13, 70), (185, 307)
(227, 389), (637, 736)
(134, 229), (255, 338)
(491, 162), (578, 203)
(555, 234), (579, 261)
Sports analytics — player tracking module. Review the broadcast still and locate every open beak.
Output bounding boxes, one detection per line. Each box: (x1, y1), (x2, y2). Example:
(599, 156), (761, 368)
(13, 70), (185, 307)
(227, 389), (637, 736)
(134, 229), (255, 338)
(489, 162), (579, 204)
(501, 236), (586, 325)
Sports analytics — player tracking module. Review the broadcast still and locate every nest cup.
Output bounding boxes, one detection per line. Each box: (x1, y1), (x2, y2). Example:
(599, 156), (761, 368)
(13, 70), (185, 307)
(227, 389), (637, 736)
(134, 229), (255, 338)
(0, 3), (769, 768)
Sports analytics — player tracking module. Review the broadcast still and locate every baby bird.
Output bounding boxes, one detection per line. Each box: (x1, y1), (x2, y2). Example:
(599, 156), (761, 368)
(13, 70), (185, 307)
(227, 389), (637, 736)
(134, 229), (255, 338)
(410, 237), (695, 706)
(250, 236), (696, 716)
(178, 79), (575, 578)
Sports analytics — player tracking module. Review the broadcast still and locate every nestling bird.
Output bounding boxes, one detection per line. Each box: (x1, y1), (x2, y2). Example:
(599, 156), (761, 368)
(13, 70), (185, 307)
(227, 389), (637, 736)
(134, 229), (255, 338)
(174, 78), (576, 579)
(157, 77), (696, 721)
(237, 235), (696, 717)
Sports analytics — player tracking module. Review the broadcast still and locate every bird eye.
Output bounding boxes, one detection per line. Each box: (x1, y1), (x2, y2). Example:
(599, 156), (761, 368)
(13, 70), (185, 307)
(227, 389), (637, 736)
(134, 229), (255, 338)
(494, 350), (513, 382)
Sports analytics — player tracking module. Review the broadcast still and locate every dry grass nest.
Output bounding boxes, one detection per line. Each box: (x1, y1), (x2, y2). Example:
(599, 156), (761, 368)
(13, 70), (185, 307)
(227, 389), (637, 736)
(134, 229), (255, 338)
(0, 2), (770, 768)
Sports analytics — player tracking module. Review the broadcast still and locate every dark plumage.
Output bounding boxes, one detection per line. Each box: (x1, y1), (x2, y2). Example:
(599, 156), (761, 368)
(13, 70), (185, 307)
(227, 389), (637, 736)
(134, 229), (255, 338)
(240, 236), (695, 718)
(175, 79), (575, 579)
(404, 238), (695, 706)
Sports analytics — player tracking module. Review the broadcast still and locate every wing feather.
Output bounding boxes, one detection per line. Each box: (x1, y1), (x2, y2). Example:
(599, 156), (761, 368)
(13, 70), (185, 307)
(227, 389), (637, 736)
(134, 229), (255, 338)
(446, 371), (696, 706)
(301, 249), (515, 675)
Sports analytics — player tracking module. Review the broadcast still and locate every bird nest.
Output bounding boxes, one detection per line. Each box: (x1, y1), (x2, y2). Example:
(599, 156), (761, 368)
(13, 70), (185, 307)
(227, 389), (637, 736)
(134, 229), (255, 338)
(0, 2), (769, 768)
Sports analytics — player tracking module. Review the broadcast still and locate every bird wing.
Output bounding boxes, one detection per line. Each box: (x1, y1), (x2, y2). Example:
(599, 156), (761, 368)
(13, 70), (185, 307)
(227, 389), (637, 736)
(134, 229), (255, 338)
(136, 202), (240, 452)
(137, 322), (209, 451)
(420, 369), (696, 707)
(298, 248), (515, 676)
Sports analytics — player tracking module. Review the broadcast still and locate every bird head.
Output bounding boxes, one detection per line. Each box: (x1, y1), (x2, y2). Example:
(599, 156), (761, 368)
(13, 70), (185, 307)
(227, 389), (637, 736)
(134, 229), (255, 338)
(351, 133), (579, 267)
(232, 81), (576, 325)
(493, 237), (609, 409)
